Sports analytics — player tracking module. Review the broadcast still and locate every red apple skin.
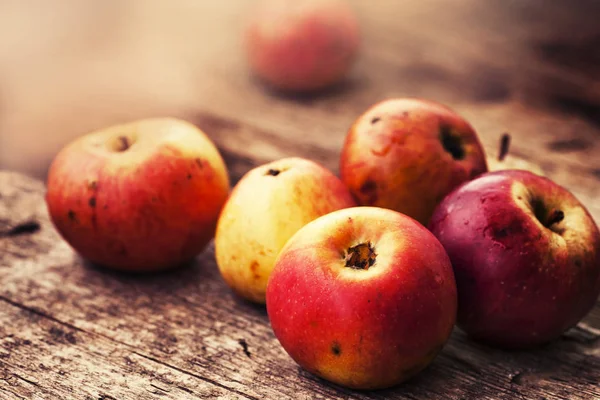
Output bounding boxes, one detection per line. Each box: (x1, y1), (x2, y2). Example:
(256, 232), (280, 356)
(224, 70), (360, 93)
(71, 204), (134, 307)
(340, 98), (488, 226)
(428, 170), (600, 349)
(45, 118), (230, 272)
(244, 0), (360, 93)
(266, 206), (457, 390)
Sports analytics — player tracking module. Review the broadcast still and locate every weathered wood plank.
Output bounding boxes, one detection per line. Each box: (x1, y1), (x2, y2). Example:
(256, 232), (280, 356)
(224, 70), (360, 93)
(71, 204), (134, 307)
(0, 299), (252, 399)
(1, 169), (598, 399)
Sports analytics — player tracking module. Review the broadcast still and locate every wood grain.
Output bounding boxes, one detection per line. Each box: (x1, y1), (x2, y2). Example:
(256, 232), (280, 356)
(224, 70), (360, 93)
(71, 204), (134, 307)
(1, 167), (599, 399)
(1, 1), (599, 398)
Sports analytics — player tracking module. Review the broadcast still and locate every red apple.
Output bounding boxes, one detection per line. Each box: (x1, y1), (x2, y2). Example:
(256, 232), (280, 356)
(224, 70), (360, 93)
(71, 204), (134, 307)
(340, 98), (488, 226)
(428, 169), (600, 349)
(266, 206), (457, 390)
(215, 157), (356, 304)
(45, 117), (230, 272)
(244, 0), (360, 93)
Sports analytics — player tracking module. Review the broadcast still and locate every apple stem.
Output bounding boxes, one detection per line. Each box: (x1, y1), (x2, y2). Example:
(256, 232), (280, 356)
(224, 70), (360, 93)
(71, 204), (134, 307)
(118, 136), (130, 152)
(547, 209), (565, 226)
(498, 133), (511, 161)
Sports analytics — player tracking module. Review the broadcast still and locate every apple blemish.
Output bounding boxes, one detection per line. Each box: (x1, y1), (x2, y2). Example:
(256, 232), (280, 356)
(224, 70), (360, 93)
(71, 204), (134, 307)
(331, 341), (342, 356)
(345, 242), (376, 270)
(266, 168), (281, 176)
(67, 210), (77, 222)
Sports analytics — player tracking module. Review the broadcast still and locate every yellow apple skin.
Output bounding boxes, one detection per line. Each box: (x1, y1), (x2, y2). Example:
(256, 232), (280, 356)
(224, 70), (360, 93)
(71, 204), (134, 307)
(45, 118), (230, 272)
(214, 157), (356, 304)
(266, 206), (457, 390)
(340, 98), (488, 226)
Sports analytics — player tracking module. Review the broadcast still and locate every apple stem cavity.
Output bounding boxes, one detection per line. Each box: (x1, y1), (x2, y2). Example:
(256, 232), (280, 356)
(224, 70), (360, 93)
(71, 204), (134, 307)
(439, 125), (465, 160)
(110, 135), (132, 152)
(266, 169), (280, 176)
(498, 133), (511, 161)
(345, 242), (377, 270)
(547, 209), (565, 227)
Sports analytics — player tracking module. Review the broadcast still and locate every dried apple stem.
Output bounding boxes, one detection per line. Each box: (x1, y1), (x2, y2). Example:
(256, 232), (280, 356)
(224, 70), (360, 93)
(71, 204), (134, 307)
(345, 242), (376, 270)
(547, 209), (564, 226)
(498, 133), (511, 161)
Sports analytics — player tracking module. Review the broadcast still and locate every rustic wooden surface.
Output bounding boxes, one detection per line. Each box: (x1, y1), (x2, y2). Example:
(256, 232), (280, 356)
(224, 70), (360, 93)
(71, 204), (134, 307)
(2, 1), (600, 399)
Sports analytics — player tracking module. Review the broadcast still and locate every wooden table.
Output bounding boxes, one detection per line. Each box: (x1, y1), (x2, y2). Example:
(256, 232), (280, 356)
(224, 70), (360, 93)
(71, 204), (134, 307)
(1, 1), (599, 399)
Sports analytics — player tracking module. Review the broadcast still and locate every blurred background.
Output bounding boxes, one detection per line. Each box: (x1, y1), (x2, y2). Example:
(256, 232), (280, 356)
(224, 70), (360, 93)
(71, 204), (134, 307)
(0, 0), (598, 179)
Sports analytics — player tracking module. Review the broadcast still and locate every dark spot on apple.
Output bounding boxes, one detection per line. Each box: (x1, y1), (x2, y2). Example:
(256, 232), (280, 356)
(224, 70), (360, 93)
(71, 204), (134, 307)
(2, 221), (40, 237)
(103, 205), (108, 210)
(68, 210), (77, 222)
(495, 228), (509, 238)
(195, 158), (204, 169)
(439, 125), (465, 160)
(187, 173), (192, 180)
(371, 117), (381, 124)
(87, 180), (98, 190)
(359, 180), (378, 204)
(360, 180), (376, 194)
(250, 261), (260, 280)
(331, 341), (341, 356)
(266, 169), (280, 176)
(345, 242), (377, 270)
(403, 111), (409, 117)
(574, 258), (583, 268)
(151, 197), (157, 203)
(238, 339), (251, 358)
(88, 197), (96, 208)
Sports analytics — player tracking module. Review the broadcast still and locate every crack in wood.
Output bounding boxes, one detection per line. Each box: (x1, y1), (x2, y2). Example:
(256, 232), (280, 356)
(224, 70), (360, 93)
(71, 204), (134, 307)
(0, 221), (40, 238)
(0, 386), (28, 400)
(0, 295), (268, 399)
(0, 295), (86, 335)
(132, 352), (261, 400)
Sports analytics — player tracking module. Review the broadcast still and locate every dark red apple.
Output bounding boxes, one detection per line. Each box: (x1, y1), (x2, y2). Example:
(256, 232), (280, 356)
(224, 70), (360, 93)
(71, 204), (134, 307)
(428, 169), (600, 349)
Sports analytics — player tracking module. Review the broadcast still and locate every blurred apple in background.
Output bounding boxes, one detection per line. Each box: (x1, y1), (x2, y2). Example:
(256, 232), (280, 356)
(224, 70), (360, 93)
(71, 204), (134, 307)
(244, 0), (360, 93)
(45, 118), (230, 272)
(215, 157), (356, 304)
(266, 206), (457, 390)
(429, 169), (600, 349)
(340, 98), (488, 226)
